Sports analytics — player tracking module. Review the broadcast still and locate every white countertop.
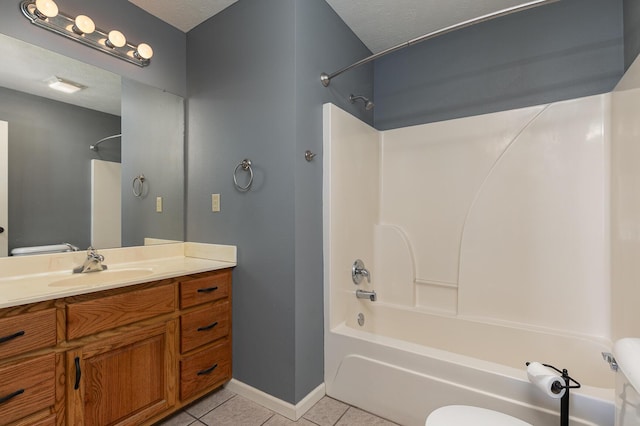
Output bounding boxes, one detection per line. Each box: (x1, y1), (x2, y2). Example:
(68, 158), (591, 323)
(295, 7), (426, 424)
(0, 242), (236, 309)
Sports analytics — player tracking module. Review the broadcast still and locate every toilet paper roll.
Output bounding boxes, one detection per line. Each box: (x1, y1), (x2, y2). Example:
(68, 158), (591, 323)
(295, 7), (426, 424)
(527, 362), (566, 399)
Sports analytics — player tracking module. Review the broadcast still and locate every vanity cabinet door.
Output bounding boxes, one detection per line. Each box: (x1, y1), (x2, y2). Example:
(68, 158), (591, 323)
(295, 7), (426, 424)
(66, 321), (177, 426)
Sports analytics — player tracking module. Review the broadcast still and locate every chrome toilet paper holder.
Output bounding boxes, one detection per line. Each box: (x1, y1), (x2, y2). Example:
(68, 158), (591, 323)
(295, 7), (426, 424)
(526, 362), (581, 426)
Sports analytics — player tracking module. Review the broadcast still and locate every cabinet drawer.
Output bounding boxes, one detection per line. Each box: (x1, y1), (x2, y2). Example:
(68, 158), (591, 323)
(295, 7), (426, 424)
(180, 340), (231, 401)
(0, 353), (55, 425)
(180, 270), (231, 309)
(67, 284), (175, 340)
(181, 302), (230, 353)
(0, 309), (57, 359)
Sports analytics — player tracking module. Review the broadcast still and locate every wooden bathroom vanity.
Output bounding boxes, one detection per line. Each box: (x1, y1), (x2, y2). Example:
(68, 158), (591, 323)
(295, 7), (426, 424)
(0, 267), (233, 426)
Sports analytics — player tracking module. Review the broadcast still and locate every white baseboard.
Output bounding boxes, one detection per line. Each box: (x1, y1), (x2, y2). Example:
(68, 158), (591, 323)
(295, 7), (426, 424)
(225, 379), (325, 421)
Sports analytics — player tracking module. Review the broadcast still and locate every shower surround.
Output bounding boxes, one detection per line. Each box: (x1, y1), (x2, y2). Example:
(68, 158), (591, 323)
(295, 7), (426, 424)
(323, 89), (619, 424)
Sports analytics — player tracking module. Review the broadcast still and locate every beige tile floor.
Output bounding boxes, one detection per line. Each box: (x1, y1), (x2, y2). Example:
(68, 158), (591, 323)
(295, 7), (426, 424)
(157, 387), (399, 426)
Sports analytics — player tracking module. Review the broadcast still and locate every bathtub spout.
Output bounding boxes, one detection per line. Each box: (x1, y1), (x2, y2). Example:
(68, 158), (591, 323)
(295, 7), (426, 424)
(356, 289), (377, 302)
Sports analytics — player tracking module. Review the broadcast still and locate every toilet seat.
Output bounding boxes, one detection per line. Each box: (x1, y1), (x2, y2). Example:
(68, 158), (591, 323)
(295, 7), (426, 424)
(426, 405), (532, 425)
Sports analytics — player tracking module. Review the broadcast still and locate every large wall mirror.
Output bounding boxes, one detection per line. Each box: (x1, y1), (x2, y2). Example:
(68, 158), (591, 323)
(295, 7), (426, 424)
(0, 33), (184, 257)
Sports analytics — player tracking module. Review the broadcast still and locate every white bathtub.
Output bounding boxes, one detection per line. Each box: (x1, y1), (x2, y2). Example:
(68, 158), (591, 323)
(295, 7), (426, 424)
(322, 101), (615, 426)
(324, 300), (615, 426)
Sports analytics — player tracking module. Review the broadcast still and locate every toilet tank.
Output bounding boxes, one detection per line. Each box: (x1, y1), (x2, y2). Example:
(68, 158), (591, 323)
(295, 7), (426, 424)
(10, 243), (78, 256)
(614, 338), (640, 426)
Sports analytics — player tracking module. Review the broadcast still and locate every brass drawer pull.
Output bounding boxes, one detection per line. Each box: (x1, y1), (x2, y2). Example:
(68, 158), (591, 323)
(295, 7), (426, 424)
(197, 321), (219, 332)
(0, 389), (24, 405)
(0, 330), (25, 345)
(197, 363), (218, 376)
(197, 286), (219, 293)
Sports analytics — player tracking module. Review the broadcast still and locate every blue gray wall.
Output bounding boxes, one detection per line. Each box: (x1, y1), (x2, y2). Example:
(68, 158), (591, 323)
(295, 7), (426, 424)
(121, 79), (185, 246)
(624, 0), (640, 69)
(186, 0), (372, 404)
(373, 0), (624, 130)
(1, 87), (120, 253)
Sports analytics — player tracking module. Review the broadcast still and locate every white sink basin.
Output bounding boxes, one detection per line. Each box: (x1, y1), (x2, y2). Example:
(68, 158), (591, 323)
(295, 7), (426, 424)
(49, 268), (154, 287)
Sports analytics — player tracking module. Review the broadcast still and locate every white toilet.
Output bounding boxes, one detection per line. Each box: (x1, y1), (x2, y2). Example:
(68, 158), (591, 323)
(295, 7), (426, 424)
(613, 338), (640, 426)
(425, 405), (531, 426)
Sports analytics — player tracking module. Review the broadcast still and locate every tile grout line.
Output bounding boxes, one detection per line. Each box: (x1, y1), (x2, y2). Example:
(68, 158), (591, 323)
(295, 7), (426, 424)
(332, 406), (351, 426)
(194, 393), (238, 420)
(260, 413), (276, 425)
(184, 412), (198, 424)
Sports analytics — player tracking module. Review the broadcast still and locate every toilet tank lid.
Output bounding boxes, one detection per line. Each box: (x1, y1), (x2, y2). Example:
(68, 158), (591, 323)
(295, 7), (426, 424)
(614, 338), (640, 392)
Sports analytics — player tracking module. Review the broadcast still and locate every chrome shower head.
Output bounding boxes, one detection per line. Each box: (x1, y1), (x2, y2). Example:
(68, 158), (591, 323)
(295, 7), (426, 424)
(349, 94), (374, 111)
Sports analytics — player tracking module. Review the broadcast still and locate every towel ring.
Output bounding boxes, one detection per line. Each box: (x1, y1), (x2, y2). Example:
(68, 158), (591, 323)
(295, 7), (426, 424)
(132, 174), (146, 198)
(233, 159), (254, 191)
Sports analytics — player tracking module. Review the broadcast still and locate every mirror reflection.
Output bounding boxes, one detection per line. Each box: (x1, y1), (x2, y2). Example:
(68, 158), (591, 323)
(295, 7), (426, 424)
(0, 33), (184, 257)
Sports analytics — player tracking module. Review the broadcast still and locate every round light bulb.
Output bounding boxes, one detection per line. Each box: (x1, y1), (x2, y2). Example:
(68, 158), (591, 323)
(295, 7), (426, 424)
(73, 15), (95, 35)
(106, 30), (126, 48)
(35, 0), (58, 18)
(135, 43), (154, 60)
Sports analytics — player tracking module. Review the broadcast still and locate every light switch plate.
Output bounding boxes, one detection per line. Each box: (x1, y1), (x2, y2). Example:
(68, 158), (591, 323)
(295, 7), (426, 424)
(156, 196), (163, 213)
(212, 194), (220, 212)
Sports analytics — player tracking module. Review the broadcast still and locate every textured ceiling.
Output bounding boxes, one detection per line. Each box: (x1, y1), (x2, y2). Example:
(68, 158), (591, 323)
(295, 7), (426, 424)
(128, 0), (547, 53)
(324, 0), (547, 53)
(128, 0), (238, 33)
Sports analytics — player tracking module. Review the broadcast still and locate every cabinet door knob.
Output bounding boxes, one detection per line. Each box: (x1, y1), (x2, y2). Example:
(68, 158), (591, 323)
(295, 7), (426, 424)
(0, 226), (4, 233)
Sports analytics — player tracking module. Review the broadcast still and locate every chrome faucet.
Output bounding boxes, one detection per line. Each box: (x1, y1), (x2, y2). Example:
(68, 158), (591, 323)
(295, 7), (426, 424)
(352, 259), (371, 285)
(74, 247), (107, 273)
(356, 289), (377, 302)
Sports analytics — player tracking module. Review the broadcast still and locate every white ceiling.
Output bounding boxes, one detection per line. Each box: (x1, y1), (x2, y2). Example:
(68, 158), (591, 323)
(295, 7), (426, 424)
(129, 0), (547, 53)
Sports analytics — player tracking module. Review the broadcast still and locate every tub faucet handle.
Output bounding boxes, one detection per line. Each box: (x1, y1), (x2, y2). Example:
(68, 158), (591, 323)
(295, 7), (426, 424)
(352, 259), (371, 284)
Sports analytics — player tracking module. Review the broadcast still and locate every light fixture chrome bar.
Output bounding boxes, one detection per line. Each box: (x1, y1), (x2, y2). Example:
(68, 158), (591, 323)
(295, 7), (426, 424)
(20, 0), (151, 67)
(320, 0), (560, 87)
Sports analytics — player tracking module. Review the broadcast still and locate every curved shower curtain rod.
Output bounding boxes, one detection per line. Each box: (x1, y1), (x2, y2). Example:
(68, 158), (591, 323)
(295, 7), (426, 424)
(320, 0), (559, 87)
(90, 133), (122, 152)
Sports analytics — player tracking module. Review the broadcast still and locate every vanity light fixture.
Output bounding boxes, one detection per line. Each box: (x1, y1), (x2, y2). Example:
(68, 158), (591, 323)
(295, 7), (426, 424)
(20, 0), (153, 67)
(45, 76), (86, 94)
(34, 0), (58, 19)
(135, 43), (153, 60)
(106, 30), (126, 48)
(72, 15), (95, 35)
